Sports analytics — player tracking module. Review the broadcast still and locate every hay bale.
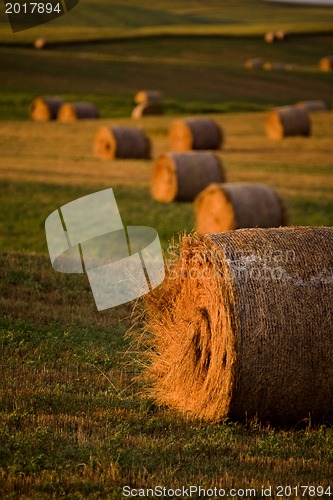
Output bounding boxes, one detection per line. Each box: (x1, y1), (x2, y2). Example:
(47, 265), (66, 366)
(134, 90), (162, 104)
(140, 227), (333, 425)
(264, 32), (277, 43)
(265, 106), (311, 139)
(169, 117), (223, 152)
(58, 102), (99, 121)
(295, 100), (328, 113)
(244, 58), (263, 69)
(131, 102), (163, 119)
(93, 126), (151, 160)
(34, 37), (47, 49)
(29, 96), (64, 121)
(319, 55), (333, 72)
(195, 183), (285, 234)
(151, 152), (225, 203)
(275, 30), (288, 41)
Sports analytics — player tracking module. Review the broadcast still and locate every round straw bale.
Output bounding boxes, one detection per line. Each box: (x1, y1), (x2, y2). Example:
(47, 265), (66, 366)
(131, 102), (163, 119)
(134, 90), (162, 104)
(140, 227), (333, 425)
(265, 106), (311, 139)
(58, 102), (99, 121)
(244, 58), (263, 69)
(151, 152), (225, 203)
(295, 100), (328, 113)
(169, 117), (223, 152)
(93, 126), (151, 160)
(195, 183), (285, 234)
(275, 30), (288, 41)
(319, 55), (333, 72)
(34, 37), (47, 49)
(29, 96), (64, 121)
(264, 31), (277, 43)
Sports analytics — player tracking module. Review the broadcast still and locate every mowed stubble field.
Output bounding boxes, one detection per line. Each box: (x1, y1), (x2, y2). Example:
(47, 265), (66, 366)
(1, 1), (333, 496)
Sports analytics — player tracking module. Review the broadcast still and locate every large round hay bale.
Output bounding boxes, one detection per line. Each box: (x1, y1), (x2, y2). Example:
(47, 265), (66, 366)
(265, 106), (311, 139)
(275, 30), (288, 41)
(319, 55), (333, 72)
(264, 31), (277, 43)
(58, 102), (99, 121)
(195, 183), (285, 234)
(29, 96), (64, 121)
(296, 100), (328, 113)
(134, 90), (162, 104)
(93, 126), (151, 160)
(140, 227), (333, 425)
(131, 102), (163, 119)
(151, 152), (225, 203)
(169, 117), (223, 152)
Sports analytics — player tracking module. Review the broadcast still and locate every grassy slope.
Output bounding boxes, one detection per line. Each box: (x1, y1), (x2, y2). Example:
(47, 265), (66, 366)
(1, 111), (333, 495)
(1, 0), (333, 42)
(1, 34), (333, 120)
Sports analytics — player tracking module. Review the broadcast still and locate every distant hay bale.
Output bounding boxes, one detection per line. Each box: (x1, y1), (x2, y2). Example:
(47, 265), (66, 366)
(34, 37), (47, 49)
(151, 152), (225, 203)
(319, 55), (333, 72)
(58, 102), (99, 121)
(140, 227), (333, 425)
(275, 30), (288, 41)
(93, 126), (151, 160)
(29, 96), (64, 121)
(169, 117), (223, 152)
(295, 100), (328, 113)
(195, 183), (286, 234)
(134, 90), (162, 104)
(244, 58), (263, 69)
(131, 102), (163, 119)
(264, 31), (277, 43)
(265, 106), (311, 139)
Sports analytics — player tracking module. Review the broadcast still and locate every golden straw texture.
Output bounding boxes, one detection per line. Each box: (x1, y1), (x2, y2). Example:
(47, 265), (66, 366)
(140, 227), (333, 425)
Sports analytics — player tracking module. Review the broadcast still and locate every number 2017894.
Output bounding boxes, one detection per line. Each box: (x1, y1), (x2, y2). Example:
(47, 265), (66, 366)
(5, 3), (62, 14)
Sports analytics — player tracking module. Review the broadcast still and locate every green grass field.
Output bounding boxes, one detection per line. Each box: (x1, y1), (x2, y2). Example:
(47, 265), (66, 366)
(1, 0), (333, 497)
